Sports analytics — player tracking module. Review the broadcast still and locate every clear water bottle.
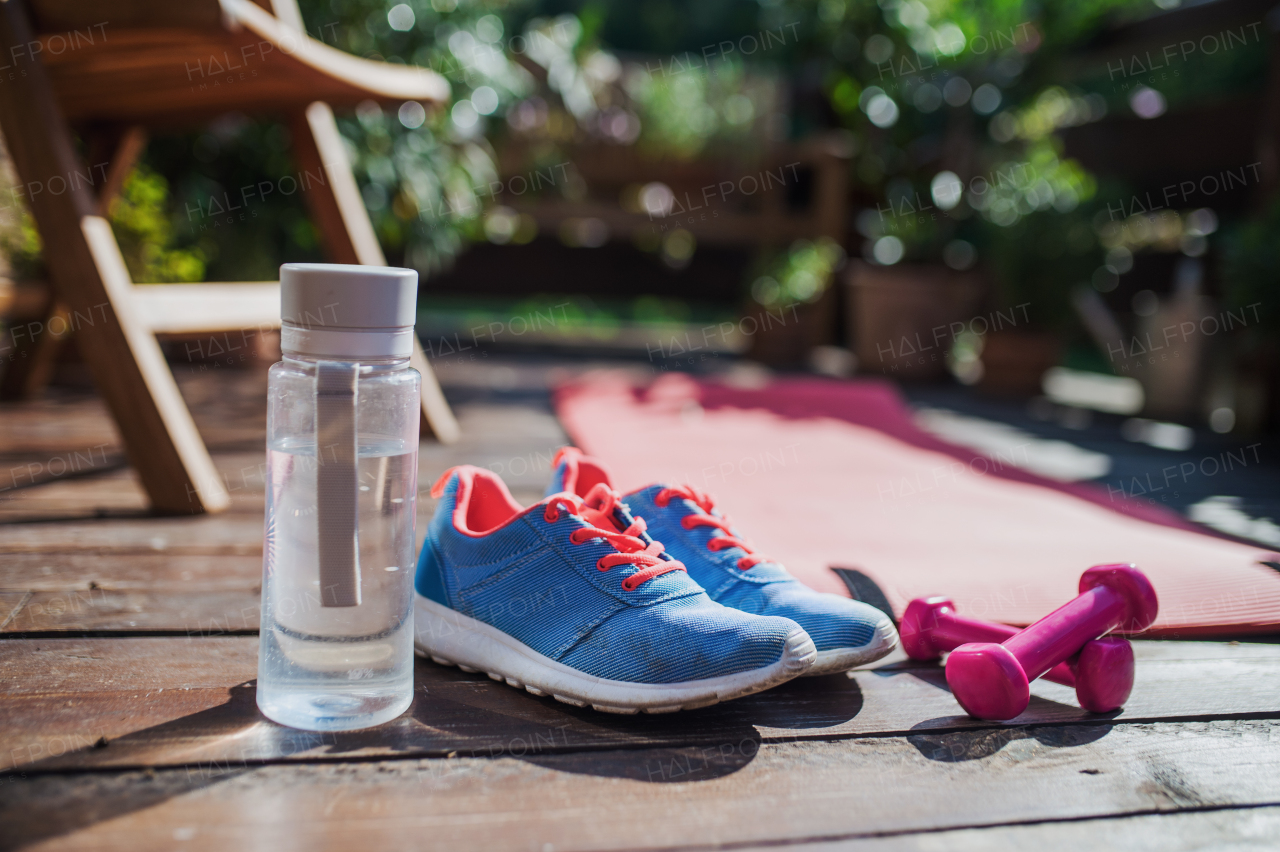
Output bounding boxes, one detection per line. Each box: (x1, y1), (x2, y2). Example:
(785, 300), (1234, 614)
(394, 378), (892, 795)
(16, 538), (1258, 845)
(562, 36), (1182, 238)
(257, 263), (420, 731)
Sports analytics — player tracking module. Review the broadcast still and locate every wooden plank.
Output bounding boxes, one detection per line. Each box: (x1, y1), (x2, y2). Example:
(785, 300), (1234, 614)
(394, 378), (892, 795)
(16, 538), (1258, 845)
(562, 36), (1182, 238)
(0, 553), (260, 591)
(2, 638), (1276, 773)
(758, 806), (1280, 851)
(39, 0), (449, 126)
(28, 0), (226, 32)
(0, 0), (228, 514)
(0, 448), (273, 522)
(0, 300), (73, 400)
(1, 720), (1277, 852)
(0, 394), (560, 526)
(171, 369), (269, 451)
(1, 589), (260, 633)
(0, 591), (29, 628)
(0, 515), (265, 554)
(0, 397), (121, 455)
(0, 468), (148, 522)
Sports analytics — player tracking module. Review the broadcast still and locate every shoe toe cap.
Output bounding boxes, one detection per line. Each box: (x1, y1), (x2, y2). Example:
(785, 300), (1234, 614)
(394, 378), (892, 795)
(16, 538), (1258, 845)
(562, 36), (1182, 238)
(763, 586), (896, 653)
(560, 601), (808, 684)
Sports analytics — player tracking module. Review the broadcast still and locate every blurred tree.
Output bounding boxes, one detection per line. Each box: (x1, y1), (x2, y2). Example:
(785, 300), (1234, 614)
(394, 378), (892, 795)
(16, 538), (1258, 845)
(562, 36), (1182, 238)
(109, 165), (206, 283)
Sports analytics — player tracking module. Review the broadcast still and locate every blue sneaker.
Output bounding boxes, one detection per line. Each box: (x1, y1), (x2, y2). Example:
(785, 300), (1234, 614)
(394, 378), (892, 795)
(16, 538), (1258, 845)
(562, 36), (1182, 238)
(414, 466), (817, 713)
(548, 448), (899, 676)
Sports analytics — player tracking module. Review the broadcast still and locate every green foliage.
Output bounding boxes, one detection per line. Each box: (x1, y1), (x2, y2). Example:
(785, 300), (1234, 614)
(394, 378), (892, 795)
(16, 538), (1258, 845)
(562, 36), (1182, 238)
(627, 60), (776, 159)
(109, 165), (206, 283)
(145, 119), (324, 282)
(0, 205), (43, 281)
(298, 0), (534, 274)
(0, 162), (206, 283)
(749, 238), (846, 308)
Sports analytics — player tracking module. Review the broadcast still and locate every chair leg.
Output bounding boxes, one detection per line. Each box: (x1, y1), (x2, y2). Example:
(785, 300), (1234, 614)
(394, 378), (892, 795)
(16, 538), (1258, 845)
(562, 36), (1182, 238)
(93, 126), (148, 217)
(3, 126), (150, 402)
(291, 100), (460, 443)
(0, 0), (229, 514)
(0, 285), (51, 400)
(0, 300), (72, 399)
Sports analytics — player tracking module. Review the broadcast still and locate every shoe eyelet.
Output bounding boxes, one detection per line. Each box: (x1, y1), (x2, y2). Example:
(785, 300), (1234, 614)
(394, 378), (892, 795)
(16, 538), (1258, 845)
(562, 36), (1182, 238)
(621, 580), (636, 592)
(544, 508), (559, 523)
(596, 558), (609, 572)
(680, 516), (696, 530)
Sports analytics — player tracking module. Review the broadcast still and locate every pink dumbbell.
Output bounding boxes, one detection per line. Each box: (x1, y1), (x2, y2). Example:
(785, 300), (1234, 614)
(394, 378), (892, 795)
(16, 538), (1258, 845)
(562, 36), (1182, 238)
(900, 596), (1134, 713)
(945, 564), (1158, 720)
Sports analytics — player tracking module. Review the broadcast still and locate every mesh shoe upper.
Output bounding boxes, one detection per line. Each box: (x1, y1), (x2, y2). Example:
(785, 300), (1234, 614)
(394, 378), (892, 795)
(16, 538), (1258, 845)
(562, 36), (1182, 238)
(545, 448), (889, 654)
(417, 466), (804, 684)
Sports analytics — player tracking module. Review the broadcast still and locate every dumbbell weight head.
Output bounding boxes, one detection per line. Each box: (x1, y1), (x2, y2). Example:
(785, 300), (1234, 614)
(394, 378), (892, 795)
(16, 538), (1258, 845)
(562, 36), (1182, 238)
(1080, 564), (1159, 634)
(944, 642), (1029, 721)
(900, 593), (1133, 710)
(948, 563), (1156, 719)
(899, 597), (954, 660)
(1073, 636), (1134, 712)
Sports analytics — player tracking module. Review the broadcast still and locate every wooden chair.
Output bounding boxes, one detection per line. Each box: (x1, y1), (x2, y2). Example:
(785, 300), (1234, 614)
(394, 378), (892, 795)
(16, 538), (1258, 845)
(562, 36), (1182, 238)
(0, 0), (460, 515)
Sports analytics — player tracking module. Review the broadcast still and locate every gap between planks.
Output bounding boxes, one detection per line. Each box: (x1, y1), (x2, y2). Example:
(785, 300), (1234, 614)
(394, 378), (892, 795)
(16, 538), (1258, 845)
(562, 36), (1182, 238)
(2, 637), (1278, 774)
(1, 721), (1278, 852)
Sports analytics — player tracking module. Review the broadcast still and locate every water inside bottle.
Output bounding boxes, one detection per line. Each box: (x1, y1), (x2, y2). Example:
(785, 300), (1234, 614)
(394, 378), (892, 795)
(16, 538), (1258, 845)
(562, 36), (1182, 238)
(257, 437), (416, 731)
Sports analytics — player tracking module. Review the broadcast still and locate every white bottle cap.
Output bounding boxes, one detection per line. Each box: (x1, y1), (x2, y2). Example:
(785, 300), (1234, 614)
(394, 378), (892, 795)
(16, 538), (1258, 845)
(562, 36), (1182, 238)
(280, 263), (418, 360)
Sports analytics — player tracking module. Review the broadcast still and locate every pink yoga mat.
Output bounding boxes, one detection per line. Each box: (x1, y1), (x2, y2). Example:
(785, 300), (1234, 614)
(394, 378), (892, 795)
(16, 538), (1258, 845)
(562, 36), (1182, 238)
(554, 370), (1280, 637)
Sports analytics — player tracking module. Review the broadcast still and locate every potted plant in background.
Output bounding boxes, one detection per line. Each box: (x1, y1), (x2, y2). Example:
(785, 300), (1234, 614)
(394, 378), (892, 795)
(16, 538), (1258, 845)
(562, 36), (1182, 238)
(750, 0), (1171, 387)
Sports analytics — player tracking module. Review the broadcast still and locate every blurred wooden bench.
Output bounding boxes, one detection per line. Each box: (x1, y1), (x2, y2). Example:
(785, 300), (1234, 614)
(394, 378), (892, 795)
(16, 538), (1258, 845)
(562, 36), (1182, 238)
(0, 0), (459, 515)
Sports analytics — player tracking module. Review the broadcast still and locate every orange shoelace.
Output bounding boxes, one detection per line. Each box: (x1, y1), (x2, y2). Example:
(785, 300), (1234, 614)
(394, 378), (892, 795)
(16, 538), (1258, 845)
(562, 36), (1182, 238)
(654, 484), (771, 571)
(544, 486), (686, 591)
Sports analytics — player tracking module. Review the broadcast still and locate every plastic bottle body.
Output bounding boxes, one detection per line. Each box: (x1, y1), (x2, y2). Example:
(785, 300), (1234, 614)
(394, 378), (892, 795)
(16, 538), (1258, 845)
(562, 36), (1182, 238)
(256, 356), (419, 731)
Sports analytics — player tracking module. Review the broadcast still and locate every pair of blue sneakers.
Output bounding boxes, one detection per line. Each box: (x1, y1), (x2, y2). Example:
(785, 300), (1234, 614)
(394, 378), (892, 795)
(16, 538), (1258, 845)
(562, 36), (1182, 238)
(413, 447), (898, 714)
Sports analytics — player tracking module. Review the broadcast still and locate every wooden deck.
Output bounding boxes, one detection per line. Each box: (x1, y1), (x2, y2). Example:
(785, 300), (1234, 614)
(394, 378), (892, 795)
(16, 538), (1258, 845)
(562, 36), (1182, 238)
(2, 358), (1279, 852)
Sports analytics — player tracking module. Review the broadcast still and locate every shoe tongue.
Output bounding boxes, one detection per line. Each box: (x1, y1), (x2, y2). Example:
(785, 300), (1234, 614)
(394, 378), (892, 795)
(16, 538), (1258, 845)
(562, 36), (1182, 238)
(580, 483), (625, 532)
(579, 505), (621, 531)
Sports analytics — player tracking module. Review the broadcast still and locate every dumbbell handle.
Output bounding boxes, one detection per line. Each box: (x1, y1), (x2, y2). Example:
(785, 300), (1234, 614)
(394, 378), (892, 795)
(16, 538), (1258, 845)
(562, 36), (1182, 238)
(923, 609), (1076, 687)
(1003, 584), (1126, 682)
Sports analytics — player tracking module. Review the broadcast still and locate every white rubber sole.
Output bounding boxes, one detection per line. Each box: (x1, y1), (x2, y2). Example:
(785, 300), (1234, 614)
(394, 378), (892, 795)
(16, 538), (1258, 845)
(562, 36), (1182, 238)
(802, 615), (900, 676)
(413, 594), (817, 713)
